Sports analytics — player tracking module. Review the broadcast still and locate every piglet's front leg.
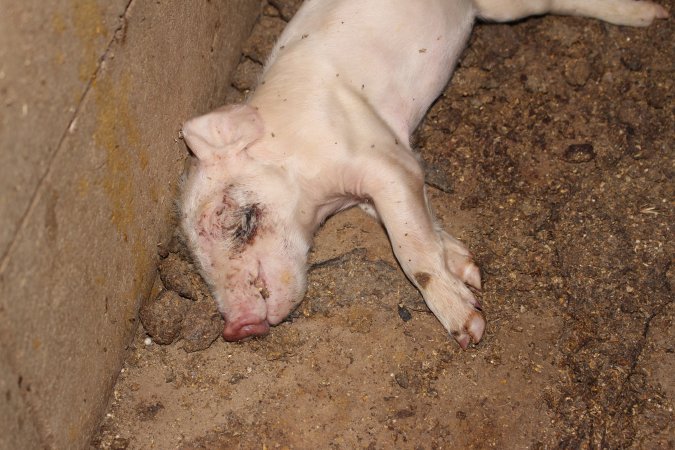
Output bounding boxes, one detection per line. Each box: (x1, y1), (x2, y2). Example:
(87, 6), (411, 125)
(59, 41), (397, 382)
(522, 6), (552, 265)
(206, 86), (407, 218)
(361, 150), (485, 349)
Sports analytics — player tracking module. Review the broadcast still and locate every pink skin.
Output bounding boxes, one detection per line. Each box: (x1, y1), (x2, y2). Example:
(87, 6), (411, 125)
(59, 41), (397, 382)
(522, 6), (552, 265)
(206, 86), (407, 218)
(180, 0), (667, 347)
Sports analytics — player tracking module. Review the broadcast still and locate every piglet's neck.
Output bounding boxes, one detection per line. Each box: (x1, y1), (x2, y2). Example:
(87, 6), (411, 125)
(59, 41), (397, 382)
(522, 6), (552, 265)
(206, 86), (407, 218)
(247, 96), (370, 233)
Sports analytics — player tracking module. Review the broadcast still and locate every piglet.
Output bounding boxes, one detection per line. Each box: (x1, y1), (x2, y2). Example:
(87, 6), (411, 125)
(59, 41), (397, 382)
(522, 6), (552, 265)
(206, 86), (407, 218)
(180, 0), (667, 348)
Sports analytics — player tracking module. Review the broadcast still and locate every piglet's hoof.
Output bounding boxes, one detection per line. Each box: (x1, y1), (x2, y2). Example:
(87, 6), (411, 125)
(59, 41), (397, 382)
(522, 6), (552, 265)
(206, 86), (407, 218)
(453, 312), (485, 350)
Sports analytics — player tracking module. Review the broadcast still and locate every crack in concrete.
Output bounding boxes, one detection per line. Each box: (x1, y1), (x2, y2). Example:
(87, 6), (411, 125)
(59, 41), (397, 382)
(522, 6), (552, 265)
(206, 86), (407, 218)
(425, 180), (454, 195)
(0, 0), (135, 276)
(613, 298), (672, 448)
(628, 299), (671, 373)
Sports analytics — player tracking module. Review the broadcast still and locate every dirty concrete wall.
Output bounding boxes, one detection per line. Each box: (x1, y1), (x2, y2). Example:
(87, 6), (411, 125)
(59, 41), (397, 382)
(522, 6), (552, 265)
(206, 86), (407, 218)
(0, 0), (260, 448)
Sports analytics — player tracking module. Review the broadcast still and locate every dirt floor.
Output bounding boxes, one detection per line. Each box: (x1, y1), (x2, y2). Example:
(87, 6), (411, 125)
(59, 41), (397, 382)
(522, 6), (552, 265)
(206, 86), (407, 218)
(93, 1), (673, 448)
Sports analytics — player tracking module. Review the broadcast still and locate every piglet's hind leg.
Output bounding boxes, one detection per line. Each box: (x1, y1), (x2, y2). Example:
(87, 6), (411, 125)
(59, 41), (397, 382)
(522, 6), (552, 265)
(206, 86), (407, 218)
(474, 0), (668, 27)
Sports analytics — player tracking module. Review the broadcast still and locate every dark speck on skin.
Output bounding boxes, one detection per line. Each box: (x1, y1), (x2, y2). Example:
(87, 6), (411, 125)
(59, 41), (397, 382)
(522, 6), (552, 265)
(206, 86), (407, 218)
(414, 272), (431, 289)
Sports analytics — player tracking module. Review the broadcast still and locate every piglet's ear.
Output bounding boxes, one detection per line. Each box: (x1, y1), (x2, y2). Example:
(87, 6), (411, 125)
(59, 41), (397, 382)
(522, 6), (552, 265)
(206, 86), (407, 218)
(181, 104), (264, 162)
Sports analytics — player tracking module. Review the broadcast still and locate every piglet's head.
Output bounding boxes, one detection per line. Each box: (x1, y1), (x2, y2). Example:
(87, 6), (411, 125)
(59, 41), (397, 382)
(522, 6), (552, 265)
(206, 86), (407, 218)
(180, 104), (310, 341)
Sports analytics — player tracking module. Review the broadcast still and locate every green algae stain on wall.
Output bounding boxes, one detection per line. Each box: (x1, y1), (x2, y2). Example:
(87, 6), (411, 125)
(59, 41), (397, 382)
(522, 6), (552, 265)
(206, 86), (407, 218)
(92, 71), (153, 324)
(93, 72), (140, 241)
(51, 13), (68, 67)
(70, 0), (106, 82)
(51, 13), (67, 34)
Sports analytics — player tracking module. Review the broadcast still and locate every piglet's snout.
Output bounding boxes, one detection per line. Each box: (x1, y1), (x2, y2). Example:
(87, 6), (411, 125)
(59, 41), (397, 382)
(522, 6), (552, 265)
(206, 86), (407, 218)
(219, 267), (272, 341)
(222, 318), (270, 342)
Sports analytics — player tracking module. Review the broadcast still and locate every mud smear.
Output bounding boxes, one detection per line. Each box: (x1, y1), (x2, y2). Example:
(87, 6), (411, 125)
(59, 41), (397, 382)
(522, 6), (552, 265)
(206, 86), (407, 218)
(93, 1), (673, 448)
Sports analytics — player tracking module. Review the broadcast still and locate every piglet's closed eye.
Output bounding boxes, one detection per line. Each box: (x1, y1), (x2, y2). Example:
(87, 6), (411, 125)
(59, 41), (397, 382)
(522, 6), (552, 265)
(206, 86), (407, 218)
(182, 104), (264, 162)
